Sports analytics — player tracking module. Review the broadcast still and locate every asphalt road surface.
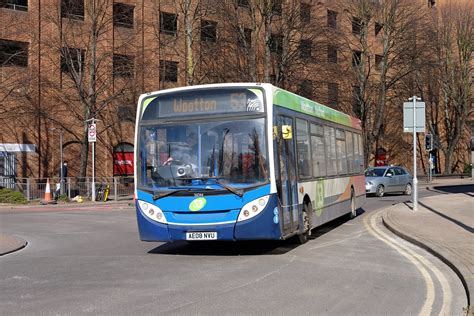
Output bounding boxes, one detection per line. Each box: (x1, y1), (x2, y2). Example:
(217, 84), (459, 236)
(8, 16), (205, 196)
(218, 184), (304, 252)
(0, 188), (467, 315)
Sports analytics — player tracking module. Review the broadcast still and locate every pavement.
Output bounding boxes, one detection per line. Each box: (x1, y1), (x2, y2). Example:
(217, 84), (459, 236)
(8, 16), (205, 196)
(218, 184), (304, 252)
(1, 177), (473, 312)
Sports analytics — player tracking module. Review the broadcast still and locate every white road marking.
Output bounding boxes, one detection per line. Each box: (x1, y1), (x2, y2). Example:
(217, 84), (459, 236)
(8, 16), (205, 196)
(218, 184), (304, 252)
(364, 210), (454, 315)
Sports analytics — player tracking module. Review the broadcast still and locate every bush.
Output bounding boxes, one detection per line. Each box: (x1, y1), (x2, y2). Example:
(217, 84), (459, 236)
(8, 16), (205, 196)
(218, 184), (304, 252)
(0, 188), (28, 204)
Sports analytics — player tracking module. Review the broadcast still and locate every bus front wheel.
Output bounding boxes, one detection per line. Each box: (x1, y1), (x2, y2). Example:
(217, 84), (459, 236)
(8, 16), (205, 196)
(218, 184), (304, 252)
(297, 203), (311, 244)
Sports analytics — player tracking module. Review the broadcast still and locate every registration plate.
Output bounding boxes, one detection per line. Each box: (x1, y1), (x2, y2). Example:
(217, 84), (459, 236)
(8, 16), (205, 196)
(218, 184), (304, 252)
(186, 232), (217, 240)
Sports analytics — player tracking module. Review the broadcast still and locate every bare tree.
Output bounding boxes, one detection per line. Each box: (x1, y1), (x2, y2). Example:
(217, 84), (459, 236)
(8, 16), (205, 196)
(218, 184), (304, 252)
(428, 1), (473, 174)
(41, 0), (137, 179)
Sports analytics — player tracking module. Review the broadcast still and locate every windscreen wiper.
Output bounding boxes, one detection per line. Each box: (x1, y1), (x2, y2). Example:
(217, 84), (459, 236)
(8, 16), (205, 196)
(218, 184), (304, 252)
(208, 177), (244, 197)
(153, 188), (192, 200)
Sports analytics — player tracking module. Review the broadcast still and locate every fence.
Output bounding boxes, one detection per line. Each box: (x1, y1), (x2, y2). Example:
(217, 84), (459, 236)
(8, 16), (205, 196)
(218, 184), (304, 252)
(1, 176), (134, 202)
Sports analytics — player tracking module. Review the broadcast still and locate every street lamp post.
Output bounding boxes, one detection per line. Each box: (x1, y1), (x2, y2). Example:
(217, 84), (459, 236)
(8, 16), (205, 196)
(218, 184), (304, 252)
(50, 128), (64, 195)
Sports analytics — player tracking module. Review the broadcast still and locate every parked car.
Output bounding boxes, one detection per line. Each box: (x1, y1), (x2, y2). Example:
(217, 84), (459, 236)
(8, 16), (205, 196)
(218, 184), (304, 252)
(365, 166), (412, 197)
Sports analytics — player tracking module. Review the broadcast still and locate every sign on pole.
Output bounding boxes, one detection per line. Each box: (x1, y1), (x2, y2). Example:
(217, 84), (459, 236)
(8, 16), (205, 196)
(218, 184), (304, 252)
(88, 123), (96, 143)
(403, 102), (425, 133)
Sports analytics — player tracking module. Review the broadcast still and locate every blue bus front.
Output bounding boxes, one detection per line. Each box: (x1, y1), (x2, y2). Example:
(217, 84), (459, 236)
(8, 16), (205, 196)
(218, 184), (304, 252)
(135, 86), (282, 241)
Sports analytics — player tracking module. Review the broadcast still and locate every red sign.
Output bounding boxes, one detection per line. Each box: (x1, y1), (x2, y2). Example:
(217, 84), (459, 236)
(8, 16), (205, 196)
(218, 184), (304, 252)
(113, 152), (134, 176)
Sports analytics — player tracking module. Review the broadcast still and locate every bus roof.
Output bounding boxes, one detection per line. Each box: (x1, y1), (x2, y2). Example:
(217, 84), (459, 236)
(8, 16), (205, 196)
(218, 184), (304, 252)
(271, 86), (362, 130)
(138, 83), (361, 130)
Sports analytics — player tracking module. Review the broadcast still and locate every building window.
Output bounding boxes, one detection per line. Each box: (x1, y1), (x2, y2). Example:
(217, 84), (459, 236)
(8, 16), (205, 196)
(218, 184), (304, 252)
(61, 0), (84, 20)
(160, 60), (178, 82)
(238, 28), (252, 48)
(272, 0), (282, 15)
(300, 3), (311, 24)
(0, 0), (28, 11)
(201, 20), (217, 42)
(269, 34), (283, 54)
(61, 47), (85, 74)
(428, 0), (436, 8)
(160, 12), (177, 36)
(352, 17), (361, 35)
(0, 39), (28, 67)
(117, 106), (134, 122)
(375, 54), (383, 70)
(237, 0), (249, 8)
(298, 80), (313, 99)
(327, 45), (337, 63)
(327, 10), (337, 28)
(375, 22), (383, 36)
(113, 54), (134, 77)
(299, 40), (312, 59)
(328, 82), (338, 107)
(352, 50), (362, 67)
(113, 3), (134, 28)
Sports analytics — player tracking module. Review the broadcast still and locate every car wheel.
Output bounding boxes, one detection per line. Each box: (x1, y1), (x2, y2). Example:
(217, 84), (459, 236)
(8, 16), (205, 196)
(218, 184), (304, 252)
(376, 184), (385, 197)
(404, 183), (412, 195)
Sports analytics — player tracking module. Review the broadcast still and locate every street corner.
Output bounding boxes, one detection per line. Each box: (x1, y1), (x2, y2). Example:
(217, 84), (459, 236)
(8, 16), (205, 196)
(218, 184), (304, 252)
(0, 233), (27, 256)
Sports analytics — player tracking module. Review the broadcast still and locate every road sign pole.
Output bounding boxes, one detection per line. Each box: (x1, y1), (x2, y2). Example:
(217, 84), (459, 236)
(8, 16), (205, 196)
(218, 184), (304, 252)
(86, 118), (99, 202)
(411, 96), (419, 211)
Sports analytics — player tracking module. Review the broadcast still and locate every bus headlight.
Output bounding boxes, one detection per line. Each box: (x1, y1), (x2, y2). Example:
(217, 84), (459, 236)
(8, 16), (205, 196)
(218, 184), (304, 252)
(138, 200), (167, 224)
(237, 195), (270, 222)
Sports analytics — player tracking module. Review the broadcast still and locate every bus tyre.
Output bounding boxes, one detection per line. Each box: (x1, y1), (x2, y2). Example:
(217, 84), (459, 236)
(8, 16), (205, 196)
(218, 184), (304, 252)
(297, 203), (311, 244)
(376, 185), (385, 197)
(350, 189), (357, 219)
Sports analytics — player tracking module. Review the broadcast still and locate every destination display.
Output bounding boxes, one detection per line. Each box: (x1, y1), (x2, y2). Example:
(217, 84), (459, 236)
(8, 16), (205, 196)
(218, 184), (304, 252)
(142, 88), (264, 120)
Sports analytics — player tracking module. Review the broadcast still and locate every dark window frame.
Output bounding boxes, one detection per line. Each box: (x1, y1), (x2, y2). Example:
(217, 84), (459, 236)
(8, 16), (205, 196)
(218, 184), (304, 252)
(237, 0), (249, 9)
(299, 39), (312, 59)
(113, 54), (134, 78)
(328, 82), (338, 107)
(201, 20), (217, 43)
(327, 45), (337, 63)
(113, 3), (134, 29)
(298, 79), (313, 99)
(269, 34), (283, 55)
(61, 0), (84, 21)
(375, 22), (383, 36)
(352, 17), (361, 35)
(60, 46), (85, 74)
(272, 0), (282, 15)
(0, 0), (28, 11)
(159, 60), (178, 83)
(352, 50), (362, 67)
(238, 28), (252, 48)
(300, 3), (311, 24)
(160, 11), (178, 36)
(0, 39), (28, 67)
(327, 10), (337, 28)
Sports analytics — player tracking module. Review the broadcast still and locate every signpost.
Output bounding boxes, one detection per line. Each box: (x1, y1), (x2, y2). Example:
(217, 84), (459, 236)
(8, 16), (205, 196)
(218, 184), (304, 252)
(403, 97), (425, 211)
(86, 119), (98, 201)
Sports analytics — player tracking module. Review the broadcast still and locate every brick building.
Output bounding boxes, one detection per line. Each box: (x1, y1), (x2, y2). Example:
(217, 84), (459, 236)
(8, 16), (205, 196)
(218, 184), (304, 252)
(0, 0), (471, 181)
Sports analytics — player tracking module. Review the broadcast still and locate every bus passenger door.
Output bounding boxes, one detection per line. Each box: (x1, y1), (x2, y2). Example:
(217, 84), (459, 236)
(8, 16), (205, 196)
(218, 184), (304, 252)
(274, 115), (299, 236)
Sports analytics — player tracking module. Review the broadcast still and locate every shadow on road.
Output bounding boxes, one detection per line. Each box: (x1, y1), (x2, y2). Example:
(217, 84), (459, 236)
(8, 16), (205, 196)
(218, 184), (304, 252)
(148, 210), (365, 256)
(428, 184), (474, 196)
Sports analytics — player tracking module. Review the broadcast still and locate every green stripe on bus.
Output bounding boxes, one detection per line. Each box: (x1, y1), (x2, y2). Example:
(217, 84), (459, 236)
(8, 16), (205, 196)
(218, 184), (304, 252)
(273, 88), (352, 127)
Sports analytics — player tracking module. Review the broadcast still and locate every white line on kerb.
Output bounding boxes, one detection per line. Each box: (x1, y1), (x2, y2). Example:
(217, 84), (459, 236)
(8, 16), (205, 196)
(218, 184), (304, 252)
(364, 210), (452, 316)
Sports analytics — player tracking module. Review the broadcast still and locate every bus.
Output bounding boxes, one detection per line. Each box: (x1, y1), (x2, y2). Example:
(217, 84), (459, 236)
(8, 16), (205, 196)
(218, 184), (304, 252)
(134, 83), (365, 243)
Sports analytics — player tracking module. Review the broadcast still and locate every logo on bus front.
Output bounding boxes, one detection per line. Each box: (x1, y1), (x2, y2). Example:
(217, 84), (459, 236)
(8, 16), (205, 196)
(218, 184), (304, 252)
(189, 197), (207, 211)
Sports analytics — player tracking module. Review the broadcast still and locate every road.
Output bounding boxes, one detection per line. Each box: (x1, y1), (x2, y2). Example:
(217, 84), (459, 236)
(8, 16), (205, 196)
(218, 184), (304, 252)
(0, 188), (467, 315)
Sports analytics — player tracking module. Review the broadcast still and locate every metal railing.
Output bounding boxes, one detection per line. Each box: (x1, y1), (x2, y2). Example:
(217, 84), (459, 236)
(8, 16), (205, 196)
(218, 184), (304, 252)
(1, 176), (134, 202)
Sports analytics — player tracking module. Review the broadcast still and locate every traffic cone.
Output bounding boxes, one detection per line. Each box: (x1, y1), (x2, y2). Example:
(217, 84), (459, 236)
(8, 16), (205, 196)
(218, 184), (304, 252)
(44, 178), (52, 201)
(40, 178), (56, 205)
